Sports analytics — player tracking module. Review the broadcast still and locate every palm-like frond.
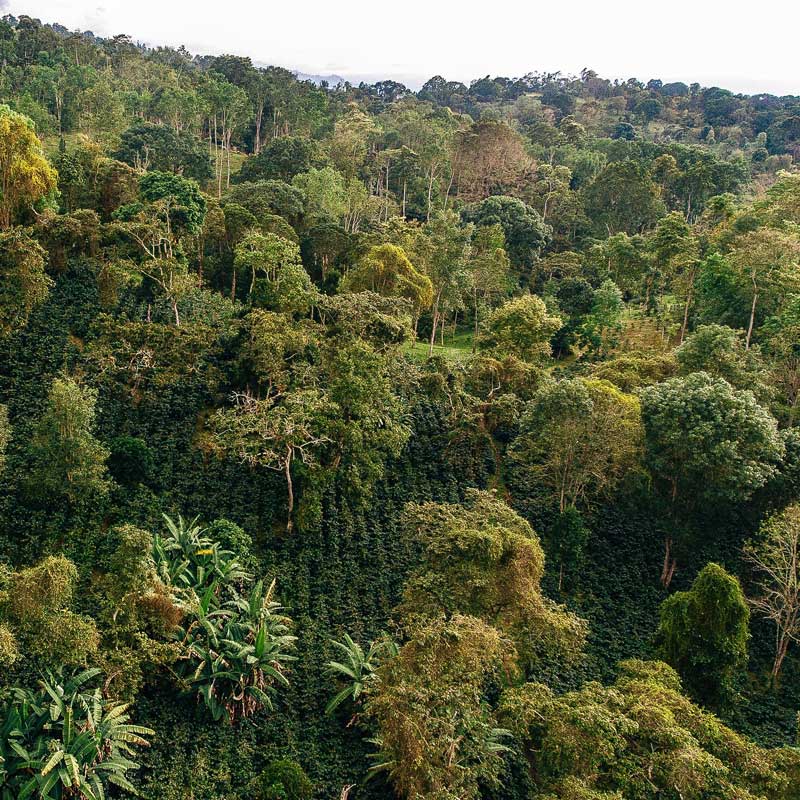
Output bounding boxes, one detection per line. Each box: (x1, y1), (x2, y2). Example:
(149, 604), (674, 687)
(325, 632), (398, 716)
(0, 670), (153, 799)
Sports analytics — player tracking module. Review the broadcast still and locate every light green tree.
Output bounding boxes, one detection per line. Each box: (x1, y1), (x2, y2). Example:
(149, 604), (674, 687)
(0, 227), (52, 336)
(28, 377), (111, 504)
(478, 294), (561, 362)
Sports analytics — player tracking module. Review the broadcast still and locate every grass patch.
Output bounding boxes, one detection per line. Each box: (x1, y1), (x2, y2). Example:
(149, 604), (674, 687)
(403, 329), (474, 362)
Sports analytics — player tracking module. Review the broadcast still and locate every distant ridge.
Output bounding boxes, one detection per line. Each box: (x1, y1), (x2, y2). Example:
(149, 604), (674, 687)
(292, 70), (346, 86)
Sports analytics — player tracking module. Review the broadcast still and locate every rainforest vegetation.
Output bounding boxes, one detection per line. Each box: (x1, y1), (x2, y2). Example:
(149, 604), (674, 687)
(2, 11), (800, 800)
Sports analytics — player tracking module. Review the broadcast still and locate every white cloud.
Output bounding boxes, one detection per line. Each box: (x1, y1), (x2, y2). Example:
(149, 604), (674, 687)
(7, 0), (800, 95)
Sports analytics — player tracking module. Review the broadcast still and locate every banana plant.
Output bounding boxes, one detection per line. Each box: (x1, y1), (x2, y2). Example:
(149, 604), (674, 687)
(325, 633), (399, 716)
(0, 669), (153, 799)
(176, 579), (297, 723)
(153, 514), (249, 603)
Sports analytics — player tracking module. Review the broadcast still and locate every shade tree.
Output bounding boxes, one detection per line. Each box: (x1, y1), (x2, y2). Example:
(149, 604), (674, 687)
(657, 562), (750, 706)
(641, 372), (784, 585)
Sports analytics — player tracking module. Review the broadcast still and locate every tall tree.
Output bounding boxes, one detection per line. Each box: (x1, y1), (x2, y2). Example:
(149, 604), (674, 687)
(510, 378), (642, 513)
(744, 505), (800, 680)
(415, 211), (472, 354)
(729, 228), (800, 349)
(641, 372), (784, 585)
(27, 377), (111, 504)
(0, 104), (57, 228)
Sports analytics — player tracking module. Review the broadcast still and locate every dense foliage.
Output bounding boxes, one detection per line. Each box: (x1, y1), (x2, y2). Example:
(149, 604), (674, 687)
(0, 11), (799, 800)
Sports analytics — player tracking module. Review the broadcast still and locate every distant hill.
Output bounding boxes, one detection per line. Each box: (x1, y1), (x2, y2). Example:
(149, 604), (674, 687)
(292, 70), (347, 86)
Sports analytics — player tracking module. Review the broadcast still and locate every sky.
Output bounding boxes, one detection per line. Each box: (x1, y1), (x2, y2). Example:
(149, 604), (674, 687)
(5, 0), (800, 95)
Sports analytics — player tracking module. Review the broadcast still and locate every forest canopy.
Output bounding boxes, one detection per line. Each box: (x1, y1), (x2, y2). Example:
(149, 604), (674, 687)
(0, 11), (800, 800)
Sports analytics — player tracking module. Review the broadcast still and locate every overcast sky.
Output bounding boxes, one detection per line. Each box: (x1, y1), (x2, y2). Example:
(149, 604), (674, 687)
(6, 0), (800, 95)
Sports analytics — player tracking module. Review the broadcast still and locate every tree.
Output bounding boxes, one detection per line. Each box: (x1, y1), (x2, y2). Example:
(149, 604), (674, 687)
(212, 389), (333, 532)
(28, 377), (111, 504)
(415, 211), (472, 354)
(451, 120), (531, 201)
(227, 179), (305, 226)
(200, 73), (251, 195)
(729, 228), (800, 349)
(584, 232), (650, 296)
(113, 171), (207, 325)
(462, 195), (551, 283)
(340, 243), (432, 317)
(676, 324), (770, 400)
(510, 378), (642, 513)
(762, 297), (800, 425)
(400, 490), (586, 667)
(367, 615), (516, 800)
(0, 669), (153, 799)
(478, 294), (562, 362)
(579, 279), (625, 358)
(114, 121), (213, 182)
(468, 224), (511, 346)
(650, 211), (700, 341)
(744, 505), (800, 680)
(657, 563), (750, 706)
(326, 104), (377, 179)
(0, 227), (51, 336)
(641, 373), (784, 585)
(234, 231), (314, 307)
(0, 104), (57, 228)
(0, 554), (100, 670)
(499, 659), (795, 799)
(153, 514), (297, 722)
(325, 633), (398, 717)
(583, 159), (665, 235)
(236, 135), (317, 183)
(249, 760), (314, 800)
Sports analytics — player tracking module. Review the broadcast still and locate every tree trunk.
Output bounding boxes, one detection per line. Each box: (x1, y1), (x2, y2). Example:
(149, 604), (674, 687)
(746, 284), (759, 350)
(428, 306), (439, 356)
(255, 105), (263, 155)
(473, 291), (479, 352)
(679, 269), (696, 344)
(284, 449), (294, 533)
(661, 536), (677, 588)
(772, 633), (790, 682)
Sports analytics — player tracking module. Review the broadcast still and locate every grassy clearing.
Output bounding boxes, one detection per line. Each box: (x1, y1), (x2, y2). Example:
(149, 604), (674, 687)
(403, 329), (474, 363)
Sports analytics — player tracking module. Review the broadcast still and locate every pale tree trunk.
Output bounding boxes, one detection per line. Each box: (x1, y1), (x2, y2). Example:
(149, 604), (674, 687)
(284, 448), (294, 533)
(746, 281), (759, 350)
(679, 267), (696, 344)
(473, 290), (479, 352)
(772, 634), (790, 682)
(428, 306), (439, 356)
(662, 479), (678, 587)
(254, 105), (263, 155)
(661, 537), (677, 588)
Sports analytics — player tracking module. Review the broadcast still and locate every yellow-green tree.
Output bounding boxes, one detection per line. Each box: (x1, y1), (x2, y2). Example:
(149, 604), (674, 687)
(0, 105), (57, 229)
(341, 243), (433, 316)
